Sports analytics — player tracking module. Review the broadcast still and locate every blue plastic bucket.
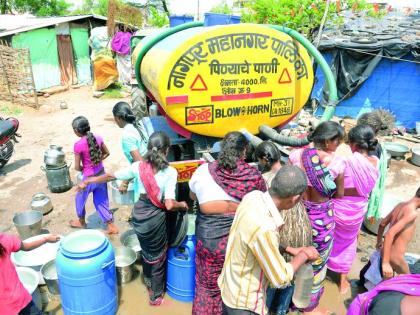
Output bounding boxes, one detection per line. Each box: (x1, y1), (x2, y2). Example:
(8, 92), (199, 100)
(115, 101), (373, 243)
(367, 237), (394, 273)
(167, 235), (196, 302)
(56, 230), (117, 315)
(169, 15), (194, 27)
(204, 13), (241, 26)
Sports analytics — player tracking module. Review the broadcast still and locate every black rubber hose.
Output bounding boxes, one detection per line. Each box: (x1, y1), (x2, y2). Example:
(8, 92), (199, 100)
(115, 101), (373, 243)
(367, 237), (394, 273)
(259, 125), (310, 147)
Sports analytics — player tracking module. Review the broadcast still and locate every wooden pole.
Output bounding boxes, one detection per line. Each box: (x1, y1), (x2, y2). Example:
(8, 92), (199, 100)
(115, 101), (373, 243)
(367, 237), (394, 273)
(25, 48), (38, 108)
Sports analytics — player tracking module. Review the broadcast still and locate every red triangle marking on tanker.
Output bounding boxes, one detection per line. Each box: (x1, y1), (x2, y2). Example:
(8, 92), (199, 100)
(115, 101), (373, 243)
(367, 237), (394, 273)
(278, 68), (292, 84)
(190, 74), (208, 91)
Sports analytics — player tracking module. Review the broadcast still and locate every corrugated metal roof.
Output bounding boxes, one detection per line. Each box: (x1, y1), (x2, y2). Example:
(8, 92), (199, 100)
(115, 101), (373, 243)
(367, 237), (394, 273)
(0, 14), (108, 38)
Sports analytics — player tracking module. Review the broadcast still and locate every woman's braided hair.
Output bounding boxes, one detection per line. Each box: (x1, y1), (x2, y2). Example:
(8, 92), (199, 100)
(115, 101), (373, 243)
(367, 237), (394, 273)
(72, 116), (102, 165)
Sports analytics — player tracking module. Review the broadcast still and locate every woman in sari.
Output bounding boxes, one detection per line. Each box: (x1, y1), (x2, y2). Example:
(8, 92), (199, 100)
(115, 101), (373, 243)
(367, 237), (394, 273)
(288, 121), (345, 314)
(357, 112), (389, 227)
(255, 141), (282, 185)
(256, 141), (312, 315)
(347, 274), (420, 315)
(189, 132), (266, 315)
(77, 131), (188, 306)
(328, 125), (379, 294)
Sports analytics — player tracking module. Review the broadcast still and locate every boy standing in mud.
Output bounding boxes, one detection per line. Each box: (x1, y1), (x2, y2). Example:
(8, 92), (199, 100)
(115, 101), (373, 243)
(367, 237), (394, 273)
(376, 187), (420, 279)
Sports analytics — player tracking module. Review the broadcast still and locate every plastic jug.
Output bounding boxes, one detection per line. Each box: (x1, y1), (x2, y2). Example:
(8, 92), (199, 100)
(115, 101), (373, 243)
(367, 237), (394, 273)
(292, 263), (313, 308)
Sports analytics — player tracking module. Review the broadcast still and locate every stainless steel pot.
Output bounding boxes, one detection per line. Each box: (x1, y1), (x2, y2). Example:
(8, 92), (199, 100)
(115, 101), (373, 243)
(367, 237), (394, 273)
(386, 151), (391, 168)
(120, 230), (141, 261)
(44, 145), (66, 167)
(41, 259), (60, 295)
(41, 163), (73, 193)
(115, 247), (137, 284)
(11, 234), (61, 285)
(76, 172), (83, 184)
(30, 193), (53, 215)
(384, 142), (409, 159)
(13, 210), (43, 240)
(412, 146), (420, 167)
(110, 180), (134, 205)
(16, 267), (42, 310)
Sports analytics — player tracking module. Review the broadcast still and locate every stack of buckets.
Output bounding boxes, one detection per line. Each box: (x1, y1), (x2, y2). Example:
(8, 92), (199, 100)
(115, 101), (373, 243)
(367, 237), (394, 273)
(167, 214), (197, 302)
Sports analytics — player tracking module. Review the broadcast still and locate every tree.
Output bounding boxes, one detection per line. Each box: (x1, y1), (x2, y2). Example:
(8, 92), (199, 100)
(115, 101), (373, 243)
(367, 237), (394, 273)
(125, 0), (170, 26)
(1, 0), (70, 16)
(73, 0), (109, 16)
(210, 2), (234, 15)
(241, 0), (378, 40)
(148, 6), (168, 27)
(143, 0), (170, 17)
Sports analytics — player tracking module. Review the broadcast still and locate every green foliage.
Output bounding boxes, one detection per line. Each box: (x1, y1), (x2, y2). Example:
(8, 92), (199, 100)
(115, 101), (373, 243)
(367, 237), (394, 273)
(210, 2), (233, 15)
(0, 104), (23, 116)
(148, 6), (168, 27)
(366, 8), (387, 19)
(103, 83), (124, 98)
(241, 0), (381, 40)
(94, 0), (109, 16)
(4, 0), (70, 16)
(344, 0), (370, 12)
(72, 0), (108, 16)
(148, 0), (170, 16)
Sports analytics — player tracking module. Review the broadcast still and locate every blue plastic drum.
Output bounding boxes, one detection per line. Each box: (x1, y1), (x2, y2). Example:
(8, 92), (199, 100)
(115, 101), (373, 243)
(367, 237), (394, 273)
(169, 15), (194, 27)
(204, 13), (241, 26)
(56, 230), (117, 315)
(167, 235), (196, 302)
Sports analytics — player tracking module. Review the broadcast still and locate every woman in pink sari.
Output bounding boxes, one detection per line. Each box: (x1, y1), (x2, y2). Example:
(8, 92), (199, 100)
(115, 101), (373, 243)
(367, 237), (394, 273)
(328, 125), (379, 294)
(289, 121), (346, 314)
(347, 274), (420, 315)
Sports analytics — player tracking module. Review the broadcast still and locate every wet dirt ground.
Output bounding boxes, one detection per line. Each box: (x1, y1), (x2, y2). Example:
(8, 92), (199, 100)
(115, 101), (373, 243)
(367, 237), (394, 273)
(0, 87), (419, 315)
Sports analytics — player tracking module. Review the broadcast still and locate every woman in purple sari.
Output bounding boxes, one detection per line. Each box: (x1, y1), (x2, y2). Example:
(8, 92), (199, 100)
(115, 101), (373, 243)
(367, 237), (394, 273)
(289, 121), (345, 314)
(189, 132), (266, 315)
(347, 274), (420, 315)
(328, 125), (379, 294)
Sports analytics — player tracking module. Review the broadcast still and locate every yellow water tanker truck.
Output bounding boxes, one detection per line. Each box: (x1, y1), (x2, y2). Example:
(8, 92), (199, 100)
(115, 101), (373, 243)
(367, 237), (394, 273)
(131, 21), (338, 179)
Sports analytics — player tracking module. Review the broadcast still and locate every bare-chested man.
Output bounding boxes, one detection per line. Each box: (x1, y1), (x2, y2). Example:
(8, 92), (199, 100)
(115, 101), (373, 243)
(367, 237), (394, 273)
(376, 187), (420, 279)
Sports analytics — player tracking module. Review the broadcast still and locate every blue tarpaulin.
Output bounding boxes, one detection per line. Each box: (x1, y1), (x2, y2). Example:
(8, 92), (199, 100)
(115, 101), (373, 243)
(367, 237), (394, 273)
(313, 53), (420, 128)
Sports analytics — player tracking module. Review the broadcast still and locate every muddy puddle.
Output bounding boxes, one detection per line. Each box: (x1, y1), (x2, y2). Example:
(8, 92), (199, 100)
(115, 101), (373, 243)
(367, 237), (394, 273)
(42, 259), (361, 315)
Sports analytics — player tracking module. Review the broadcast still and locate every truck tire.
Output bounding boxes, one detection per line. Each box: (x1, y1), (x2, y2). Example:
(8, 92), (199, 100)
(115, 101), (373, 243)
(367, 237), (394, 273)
(131, 87), (148, 120)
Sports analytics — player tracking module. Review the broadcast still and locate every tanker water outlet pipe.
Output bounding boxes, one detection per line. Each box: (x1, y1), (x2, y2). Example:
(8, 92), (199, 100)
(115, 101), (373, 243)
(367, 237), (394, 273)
(241, 129), (291, 157)
(135, 21), (204, 93)
(259, 125), (310, 147)
(268, 25), (338, 122)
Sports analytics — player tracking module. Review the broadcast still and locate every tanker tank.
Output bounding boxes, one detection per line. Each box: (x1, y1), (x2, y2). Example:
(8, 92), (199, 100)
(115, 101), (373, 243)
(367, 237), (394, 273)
(133, 23), (316, 139)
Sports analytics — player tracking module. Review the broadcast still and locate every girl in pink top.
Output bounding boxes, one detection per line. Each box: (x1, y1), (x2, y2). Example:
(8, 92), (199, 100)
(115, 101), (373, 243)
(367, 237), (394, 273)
(0, 233), (59, 315)
(70, 116), (118, 234)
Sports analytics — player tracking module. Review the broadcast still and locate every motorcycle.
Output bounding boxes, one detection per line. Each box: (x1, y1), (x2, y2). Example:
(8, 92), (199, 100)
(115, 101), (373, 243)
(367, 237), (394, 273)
(0, 117), (20, 168)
